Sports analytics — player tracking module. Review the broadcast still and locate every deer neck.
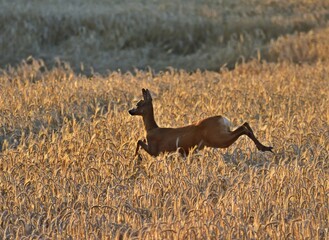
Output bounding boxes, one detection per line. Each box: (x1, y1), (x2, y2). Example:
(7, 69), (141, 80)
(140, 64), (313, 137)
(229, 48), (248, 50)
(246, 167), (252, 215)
(142, 106), (158, 131)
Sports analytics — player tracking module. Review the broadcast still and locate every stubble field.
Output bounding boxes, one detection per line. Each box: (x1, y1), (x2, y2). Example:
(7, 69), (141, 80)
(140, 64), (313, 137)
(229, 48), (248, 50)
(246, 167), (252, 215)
(1, 0), (329, 239)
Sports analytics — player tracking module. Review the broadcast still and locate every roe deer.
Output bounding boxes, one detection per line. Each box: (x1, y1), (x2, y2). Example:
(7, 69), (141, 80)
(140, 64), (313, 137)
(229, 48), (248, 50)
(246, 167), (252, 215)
(129, 89), (273, 156)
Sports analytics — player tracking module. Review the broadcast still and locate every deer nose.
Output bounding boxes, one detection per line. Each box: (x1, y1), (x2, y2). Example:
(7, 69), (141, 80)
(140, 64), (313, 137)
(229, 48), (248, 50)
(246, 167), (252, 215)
(128, 109), (136, 115)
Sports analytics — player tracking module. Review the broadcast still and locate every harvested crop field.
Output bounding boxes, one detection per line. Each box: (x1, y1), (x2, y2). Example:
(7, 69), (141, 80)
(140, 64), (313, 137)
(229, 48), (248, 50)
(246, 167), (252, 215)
(0, 0), (329, 239)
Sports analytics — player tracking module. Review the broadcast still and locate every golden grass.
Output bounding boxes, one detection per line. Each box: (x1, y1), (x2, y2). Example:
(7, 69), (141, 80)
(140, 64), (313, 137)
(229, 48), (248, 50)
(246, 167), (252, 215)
(0, 1), (329, 238)
(0, 57), (328, 239)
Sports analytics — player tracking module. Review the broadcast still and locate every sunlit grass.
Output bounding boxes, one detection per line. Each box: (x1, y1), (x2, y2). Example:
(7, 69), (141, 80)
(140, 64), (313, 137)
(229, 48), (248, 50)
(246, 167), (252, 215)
(0, 57), (328, 238)
(0, 0), (328, 238)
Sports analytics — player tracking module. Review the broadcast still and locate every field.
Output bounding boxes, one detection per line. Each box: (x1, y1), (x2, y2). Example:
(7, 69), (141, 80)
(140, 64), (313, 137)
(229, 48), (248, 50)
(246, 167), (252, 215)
(1, 0), (329, 73)
(1, 0), (329, 239)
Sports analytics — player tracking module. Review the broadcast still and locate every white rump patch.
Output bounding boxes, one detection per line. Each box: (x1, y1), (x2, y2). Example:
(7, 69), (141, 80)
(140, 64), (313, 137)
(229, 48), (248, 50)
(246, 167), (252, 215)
(221, 116), (232, 129)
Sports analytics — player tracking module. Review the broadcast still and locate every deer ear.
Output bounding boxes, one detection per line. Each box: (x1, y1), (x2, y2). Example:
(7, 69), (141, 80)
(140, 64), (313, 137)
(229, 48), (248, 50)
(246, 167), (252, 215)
(142, 88), (147, 100)
(146, 89), (152, 101)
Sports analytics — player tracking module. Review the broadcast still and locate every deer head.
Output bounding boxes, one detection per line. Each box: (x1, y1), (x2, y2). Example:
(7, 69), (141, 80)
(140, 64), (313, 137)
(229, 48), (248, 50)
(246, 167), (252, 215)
(128, 89), (153, 116)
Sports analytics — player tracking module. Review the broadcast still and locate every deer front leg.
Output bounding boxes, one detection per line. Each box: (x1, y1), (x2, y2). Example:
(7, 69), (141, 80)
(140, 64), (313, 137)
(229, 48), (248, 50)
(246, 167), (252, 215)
(243, 122), (273, 152)
(135, 139), (146, 155)
(135, 139), (158, 156)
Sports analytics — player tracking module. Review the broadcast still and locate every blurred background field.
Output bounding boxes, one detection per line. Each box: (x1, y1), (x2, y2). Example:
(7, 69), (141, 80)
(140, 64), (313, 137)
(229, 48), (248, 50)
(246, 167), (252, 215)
(0, 0), (329, 239)
(1, 0), (329, 73)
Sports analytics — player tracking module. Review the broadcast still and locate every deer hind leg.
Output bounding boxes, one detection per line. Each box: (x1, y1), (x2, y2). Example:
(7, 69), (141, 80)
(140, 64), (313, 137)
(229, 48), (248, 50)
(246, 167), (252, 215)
(243, 122), (273, 152)
(206, 122), (273, 152)
(204, 124), (247, 149)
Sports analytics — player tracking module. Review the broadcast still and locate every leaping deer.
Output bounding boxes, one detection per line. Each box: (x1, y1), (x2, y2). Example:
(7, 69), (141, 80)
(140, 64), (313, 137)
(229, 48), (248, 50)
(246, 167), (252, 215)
(129, 89), (273, 157)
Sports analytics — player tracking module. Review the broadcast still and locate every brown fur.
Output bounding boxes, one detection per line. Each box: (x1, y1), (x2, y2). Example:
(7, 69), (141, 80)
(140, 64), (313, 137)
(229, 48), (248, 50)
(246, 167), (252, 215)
(129, 89), (273, 156)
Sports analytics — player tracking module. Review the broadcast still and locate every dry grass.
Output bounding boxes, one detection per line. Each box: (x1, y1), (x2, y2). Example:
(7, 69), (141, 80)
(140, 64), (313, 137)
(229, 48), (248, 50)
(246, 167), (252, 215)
(0, 57), (328, 239)
(0, 0), (329, 73)
(0, 0), (329, 239)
